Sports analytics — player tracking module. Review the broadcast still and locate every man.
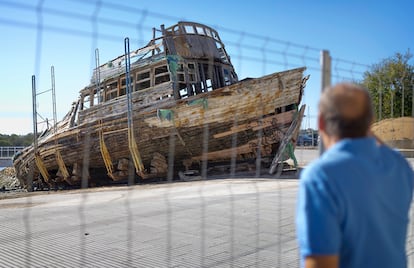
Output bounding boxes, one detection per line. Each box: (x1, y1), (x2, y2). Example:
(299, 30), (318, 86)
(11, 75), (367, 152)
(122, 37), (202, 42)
(296, 83), (414, 268)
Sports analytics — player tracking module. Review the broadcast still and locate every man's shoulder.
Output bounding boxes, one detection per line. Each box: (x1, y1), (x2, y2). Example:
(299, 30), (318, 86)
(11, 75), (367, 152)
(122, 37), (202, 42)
(378, 143), (400, 155)
(303, 150), (355, 179)
(379, 145), (413, 170)
(299, 154), (342, 183)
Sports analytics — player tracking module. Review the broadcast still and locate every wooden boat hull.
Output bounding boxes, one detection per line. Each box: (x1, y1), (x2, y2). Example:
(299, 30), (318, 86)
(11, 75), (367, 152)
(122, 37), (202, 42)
(14, 67), (307, 189)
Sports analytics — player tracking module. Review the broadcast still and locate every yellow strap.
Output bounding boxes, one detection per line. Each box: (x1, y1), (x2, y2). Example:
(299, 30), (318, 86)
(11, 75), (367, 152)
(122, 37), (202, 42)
(99, 121), (114, 179)
(35, 154), (50, 182)
(128, 128), (144, 172)
(55, 149), (70, 178)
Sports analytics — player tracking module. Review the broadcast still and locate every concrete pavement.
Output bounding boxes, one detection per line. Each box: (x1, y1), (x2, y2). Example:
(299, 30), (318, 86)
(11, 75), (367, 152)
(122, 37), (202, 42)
(0, 179), (300, 268)
(1, 148), (414, 267)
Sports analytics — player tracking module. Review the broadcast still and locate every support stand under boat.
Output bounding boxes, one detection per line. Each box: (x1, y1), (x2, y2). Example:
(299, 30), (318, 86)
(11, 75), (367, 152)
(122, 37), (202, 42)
(269, 105), (305, 177)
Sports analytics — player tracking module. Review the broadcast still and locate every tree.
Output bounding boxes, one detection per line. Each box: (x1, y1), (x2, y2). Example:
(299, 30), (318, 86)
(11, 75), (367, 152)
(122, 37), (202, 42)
(0, 133), (34, 147)
(362, 51), (414, 121)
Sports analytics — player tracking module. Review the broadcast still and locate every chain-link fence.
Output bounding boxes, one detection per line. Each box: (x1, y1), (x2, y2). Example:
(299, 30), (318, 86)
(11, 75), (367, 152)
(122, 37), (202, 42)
(0, 1), (413, 267)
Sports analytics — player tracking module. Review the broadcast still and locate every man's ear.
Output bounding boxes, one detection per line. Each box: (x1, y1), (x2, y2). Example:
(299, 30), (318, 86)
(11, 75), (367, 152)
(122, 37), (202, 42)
(318, 112), (325, 132)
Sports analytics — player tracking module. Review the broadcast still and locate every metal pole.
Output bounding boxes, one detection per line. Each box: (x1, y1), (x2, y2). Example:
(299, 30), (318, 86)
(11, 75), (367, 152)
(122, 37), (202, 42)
(320, 50), (331, 155)
(391, 84), (394, 118)
(95, 48), (101, 103)
(32, 75), (38, 152)
(321, 50), (331, 91)
(51, 66), (57, 134)
(379, 82), (382, 121)
(401, 80), (404, 117)
(125, 38), (132, 129)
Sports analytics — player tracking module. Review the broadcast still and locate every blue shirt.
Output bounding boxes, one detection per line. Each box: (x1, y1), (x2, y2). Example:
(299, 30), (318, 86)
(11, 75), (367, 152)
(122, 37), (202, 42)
(296, 137), (414, 268)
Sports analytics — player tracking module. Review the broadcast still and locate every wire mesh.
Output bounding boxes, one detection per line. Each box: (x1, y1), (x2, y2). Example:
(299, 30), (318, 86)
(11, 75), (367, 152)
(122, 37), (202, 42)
(0, 1), (413, 268)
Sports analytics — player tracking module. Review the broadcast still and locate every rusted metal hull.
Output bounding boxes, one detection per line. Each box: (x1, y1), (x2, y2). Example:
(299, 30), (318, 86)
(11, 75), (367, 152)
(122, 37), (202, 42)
(14, 67), (307, 189)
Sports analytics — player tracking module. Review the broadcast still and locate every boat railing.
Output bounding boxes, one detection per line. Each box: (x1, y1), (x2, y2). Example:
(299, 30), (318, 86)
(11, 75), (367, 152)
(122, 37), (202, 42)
(90, 39), (165, 84)
(91, 52), (166, 85)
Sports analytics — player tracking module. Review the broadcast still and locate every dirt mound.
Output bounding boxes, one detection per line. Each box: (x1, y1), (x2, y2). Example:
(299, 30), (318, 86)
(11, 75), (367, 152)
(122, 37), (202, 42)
(0, 167), (20, 190)
(371, 117), (414, 149)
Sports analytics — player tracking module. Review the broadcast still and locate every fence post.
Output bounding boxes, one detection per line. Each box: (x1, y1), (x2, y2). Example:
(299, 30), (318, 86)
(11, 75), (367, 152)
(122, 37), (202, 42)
(320, 50), (331, 155)
(412, 78), (414, 117)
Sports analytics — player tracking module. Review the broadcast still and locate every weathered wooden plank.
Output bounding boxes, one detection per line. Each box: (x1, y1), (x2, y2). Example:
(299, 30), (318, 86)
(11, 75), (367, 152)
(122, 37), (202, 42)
(213, 110), (295, 139)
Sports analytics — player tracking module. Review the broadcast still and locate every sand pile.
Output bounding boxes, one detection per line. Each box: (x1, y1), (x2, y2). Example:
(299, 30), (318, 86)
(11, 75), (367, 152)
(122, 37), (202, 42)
(371, 117), (414, 149)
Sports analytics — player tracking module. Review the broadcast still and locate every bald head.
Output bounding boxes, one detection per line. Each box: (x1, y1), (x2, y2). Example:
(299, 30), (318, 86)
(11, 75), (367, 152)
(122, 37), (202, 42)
(319, 83), (373, 139)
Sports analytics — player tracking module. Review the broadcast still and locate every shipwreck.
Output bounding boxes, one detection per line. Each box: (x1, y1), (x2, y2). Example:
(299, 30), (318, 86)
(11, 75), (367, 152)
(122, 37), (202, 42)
(14, 21), (308, 190)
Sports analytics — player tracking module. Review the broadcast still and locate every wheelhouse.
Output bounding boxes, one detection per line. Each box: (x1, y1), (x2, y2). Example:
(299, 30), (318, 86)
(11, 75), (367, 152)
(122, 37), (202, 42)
(78, 21), (238, 111)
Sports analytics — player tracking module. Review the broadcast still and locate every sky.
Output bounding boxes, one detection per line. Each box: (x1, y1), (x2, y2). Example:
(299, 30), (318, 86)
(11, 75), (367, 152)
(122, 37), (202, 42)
(0, 0), (412, 135)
